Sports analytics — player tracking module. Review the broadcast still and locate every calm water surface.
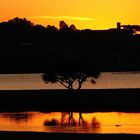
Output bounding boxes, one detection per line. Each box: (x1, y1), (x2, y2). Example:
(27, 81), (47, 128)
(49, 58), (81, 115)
(0, 112), (139, 134)
(0, 72), (140, 134)
(0, 72), (140, 89)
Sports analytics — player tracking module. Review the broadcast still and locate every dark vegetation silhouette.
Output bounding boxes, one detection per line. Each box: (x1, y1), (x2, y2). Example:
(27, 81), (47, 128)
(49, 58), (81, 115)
(42, 71), (100, 124)
(42, 71), (100, 90)
(0, 17), (140, 73)
(0, 18), (140, 113)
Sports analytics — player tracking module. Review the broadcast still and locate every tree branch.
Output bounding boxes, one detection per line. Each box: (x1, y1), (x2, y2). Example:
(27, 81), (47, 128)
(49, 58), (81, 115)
(58, 80), (69, 89)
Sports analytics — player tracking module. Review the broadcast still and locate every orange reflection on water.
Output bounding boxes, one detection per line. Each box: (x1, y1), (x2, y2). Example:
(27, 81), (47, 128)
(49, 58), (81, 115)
(0, 112), (139, 134)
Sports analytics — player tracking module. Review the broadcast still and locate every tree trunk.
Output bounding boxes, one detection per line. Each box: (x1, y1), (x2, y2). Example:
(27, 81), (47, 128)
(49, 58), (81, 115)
(77, 82), (82, 90)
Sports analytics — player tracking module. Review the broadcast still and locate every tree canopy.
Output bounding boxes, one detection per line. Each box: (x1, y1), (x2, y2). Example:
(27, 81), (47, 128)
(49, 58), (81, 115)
(42, 71), (100, 90)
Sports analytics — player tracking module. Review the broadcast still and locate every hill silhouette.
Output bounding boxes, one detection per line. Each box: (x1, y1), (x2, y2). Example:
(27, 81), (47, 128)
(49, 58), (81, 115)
(0, 17), (140, 73)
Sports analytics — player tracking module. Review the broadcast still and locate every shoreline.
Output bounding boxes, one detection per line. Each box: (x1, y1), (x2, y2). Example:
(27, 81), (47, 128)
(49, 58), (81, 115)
(0, 131), (139, 140)
(0, 89), (139, 112)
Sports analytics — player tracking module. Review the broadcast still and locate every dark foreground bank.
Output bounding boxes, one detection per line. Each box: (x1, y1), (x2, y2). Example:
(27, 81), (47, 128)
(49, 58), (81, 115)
(0, 89), (140, 112)
(0, 131), (139, 140)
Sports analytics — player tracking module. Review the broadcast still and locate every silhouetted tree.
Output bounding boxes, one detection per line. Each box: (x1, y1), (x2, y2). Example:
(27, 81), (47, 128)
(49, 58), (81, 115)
(42, 71), (100, 90)
(59, 21), (68, 30)
(46, 25), (58, 32)
(8, 17), (34, 27)
(122, 25), (140, 34)
(42, 70), (100, 124)
(69, 24), (77, 31)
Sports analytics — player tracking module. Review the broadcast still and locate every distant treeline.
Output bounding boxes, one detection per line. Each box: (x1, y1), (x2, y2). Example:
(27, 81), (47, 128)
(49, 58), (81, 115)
(0, 17), (140, 73)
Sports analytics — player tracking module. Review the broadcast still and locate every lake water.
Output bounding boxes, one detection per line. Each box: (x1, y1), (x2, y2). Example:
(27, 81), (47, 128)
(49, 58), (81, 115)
(0, 72), (140, 89)
(0, 72), (139, 134)
(0, 112), (139, 134)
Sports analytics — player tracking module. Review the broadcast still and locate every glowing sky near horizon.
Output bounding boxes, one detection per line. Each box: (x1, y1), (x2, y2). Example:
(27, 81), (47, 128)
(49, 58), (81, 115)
(0, 0), (140, 29)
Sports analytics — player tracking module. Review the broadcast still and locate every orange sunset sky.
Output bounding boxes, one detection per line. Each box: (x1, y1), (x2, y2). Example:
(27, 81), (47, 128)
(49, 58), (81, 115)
(0, 0), (139, 29)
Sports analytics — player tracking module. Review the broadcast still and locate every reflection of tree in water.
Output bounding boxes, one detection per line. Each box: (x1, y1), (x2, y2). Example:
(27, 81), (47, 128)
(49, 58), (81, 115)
(61, 112), (87, 126)
(91, 117), (100, 128)
(1, 113), (32, 123)
(44, 118), (59, 126)
(61, 112), (76, 125)
(43, 112), (100, 128)
(79, 112), (86, 125)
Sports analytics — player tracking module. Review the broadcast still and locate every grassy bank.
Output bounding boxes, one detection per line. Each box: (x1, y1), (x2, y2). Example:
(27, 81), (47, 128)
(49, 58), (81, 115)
(0, 89), (140, 112)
